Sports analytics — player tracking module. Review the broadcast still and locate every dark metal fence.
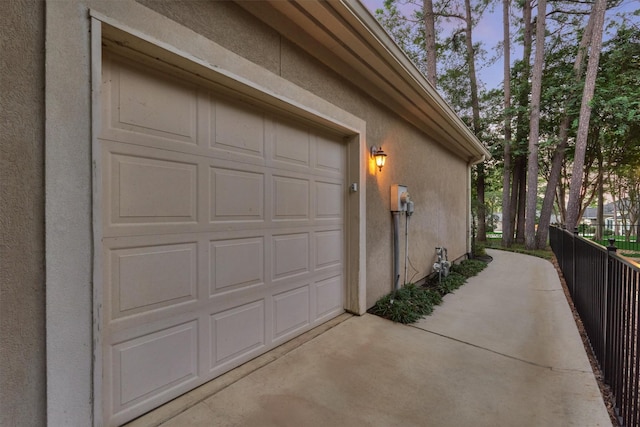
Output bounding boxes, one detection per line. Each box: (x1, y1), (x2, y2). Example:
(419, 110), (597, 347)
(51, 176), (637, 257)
(550, 226), (640, 426)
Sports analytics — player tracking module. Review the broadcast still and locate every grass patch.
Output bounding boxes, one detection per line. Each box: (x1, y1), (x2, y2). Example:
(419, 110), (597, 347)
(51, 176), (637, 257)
(369, 259), (488, 324)
(483, 241), (554, 260)
(593, 239), (640, 251)
(618, 250), (640, 259)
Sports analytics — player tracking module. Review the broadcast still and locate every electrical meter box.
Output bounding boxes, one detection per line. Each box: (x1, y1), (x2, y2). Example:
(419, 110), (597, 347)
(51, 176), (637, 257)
(390, 184), (409, 212)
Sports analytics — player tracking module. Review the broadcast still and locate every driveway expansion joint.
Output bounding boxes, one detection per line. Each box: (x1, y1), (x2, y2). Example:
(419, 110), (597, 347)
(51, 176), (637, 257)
(408, 324), (592, 374)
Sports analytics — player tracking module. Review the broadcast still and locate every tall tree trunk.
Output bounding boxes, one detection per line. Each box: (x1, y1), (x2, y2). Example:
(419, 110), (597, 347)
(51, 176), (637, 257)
(595, 150), (604, 241)
(509, 160), (520, 239)
(423, 0), (437, 86)
(534, 12), (594, 248)
(501, 0), (513, 247)
(513, 0), (532, 244)
(613, 192), (619, 236)
(516, 162), (527, 243)
(535, 128), (568, 248)
(565, 0), (607, 230)
(557, 178), (567, 224)
(524, 0), (547, 249)
(476, 164), (487, 241)
(464, 0), (485, 241)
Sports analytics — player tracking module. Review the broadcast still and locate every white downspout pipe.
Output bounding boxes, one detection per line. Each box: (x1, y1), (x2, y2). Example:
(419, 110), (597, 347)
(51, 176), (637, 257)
(404, 211), (409, 285)
(404, 200), (414, 285)
(392, 211), (401, 290)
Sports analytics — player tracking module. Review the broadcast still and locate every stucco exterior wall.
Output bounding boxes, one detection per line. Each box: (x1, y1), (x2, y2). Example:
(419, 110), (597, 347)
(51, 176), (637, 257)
(0, 1), (47, 426)
(137, 0), (471, 306)
(39, 1), (476, 424)
(277, 41), (469, 306)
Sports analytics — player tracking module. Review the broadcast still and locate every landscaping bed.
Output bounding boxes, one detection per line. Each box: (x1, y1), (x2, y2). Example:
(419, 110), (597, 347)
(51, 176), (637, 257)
(368, 259), (488, 324)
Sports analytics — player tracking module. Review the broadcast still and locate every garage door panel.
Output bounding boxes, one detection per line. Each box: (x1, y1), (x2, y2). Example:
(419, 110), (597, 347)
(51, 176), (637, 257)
(272, 176), (310, 220)
(273, 285), (310, 340)
(315, 229), (343, 270)
(272, 233), (310, 280)
(109, 242), (198, 320)
(315, 275), (344, 320)
(210, 300), (265, 368)
(105, 58), (198, 145)
(316, 181), (343, 219)
(111, 320), (199, 411)
(210, 167), (264, 222)
(315, 134), (345, 174)
(210, 237), (264, 292)
(273, 121), (310, 167)
(116, 158), (196, 220)
(107, 150), (198, 226)
(213, 99), (265, 157)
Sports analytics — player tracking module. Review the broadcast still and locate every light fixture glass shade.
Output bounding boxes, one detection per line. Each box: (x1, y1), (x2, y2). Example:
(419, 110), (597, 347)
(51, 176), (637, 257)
(374, 148), (387, 171)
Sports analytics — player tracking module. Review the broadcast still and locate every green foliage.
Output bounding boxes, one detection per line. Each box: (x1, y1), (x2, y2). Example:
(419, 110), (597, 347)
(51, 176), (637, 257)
(591, 26), (640, 171)
(372, 2), (640, 251)
(451, 259), (488, 278)
(472, 241), (487, 258)
(369, 259), (488, 324)
(435, 272), (467, 294)
(368, 284), (443, 324)
(594, 239), (640, 251)
(578, 224), (595, 234)
(619, 251), (640, 259)
(374, 0), (428, 76)
(484, 241), (554, 260)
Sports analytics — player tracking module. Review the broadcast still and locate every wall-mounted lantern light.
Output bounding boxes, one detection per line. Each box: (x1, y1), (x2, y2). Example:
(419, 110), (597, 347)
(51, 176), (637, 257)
(371, 146), (387, 172)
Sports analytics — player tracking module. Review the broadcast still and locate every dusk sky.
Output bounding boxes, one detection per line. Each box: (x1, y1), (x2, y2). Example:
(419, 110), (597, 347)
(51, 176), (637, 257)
(359, 0), (639, 91)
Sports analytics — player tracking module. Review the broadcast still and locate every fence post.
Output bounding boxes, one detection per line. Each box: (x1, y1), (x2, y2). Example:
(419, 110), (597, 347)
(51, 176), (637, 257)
(560, 226), (564, 271)
(603, 239), (616, 381)
(572, 228), (578, 297)
(559, 225), (565, 272)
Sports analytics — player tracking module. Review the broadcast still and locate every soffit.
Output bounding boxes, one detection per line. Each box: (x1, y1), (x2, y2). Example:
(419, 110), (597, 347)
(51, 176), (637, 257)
(234, 0), (490, 163)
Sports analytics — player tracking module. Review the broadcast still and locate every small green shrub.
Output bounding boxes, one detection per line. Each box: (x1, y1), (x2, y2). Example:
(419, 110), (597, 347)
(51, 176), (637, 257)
(370, 258), (489, 324)
(473, 242), (487, 257)
(451, 259), (488, 278)
(368, 284), (442, 324)
(435, 272), (466, 294)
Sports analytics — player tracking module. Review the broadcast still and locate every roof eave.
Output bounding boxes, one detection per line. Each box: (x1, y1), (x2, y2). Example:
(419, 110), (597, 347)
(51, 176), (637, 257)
(235, 0), (490, 163)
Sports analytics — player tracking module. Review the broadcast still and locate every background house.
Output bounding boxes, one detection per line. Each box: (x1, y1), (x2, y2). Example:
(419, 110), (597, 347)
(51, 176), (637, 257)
(1, 1), (488, 426)
(582, 200), (639, 237)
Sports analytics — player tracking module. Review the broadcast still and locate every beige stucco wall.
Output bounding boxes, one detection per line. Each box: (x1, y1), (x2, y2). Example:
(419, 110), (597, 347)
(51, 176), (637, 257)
(137, 0), (470, 307)
(39, 1), (474, 424)
(0, 1), (47, 426)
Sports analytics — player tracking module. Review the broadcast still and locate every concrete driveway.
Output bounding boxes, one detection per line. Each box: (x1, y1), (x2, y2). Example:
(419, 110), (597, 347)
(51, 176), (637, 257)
(128, 249), (611, 427)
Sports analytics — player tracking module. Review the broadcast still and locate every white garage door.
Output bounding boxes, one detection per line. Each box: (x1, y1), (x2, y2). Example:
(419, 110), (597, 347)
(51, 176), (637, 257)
(98, 53), (346, 426)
